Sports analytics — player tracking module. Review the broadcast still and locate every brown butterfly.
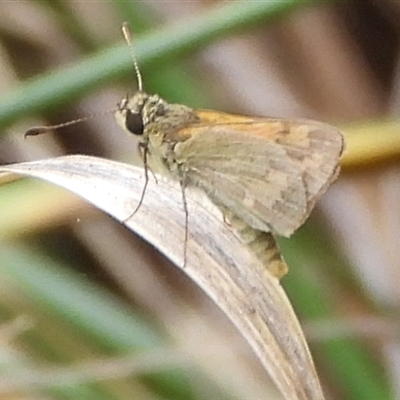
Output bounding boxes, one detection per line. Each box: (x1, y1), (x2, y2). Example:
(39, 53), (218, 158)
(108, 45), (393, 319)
(115, 96), (344, 239)
(26, 23), (345, 277)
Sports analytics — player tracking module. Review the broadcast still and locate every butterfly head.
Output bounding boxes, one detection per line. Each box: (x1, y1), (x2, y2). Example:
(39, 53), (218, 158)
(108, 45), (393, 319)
(115, 91), (168, 137)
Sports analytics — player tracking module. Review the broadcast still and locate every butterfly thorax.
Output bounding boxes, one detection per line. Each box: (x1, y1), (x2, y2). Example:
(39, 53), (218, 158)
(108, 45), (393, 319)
(115, 91), (200, 176)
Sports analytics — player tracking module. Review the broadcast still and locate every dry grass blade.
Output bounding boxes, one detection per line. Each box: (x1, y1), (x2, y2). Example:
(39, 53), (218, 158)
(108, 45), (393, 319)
(0, 155), (324, 400)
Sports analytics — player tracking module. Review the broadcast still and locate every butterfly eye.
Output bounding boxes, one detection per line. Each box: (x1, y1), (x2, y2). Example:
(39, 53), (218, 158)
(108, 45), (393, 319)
(125, 110), (144, 135)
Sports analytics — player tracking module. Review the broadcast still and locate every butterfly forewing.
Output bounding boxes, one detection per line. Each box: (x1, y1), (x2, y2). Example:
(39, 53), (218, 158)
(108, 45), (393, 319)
(272, 119), (344, 210)
(174, 111), (343, 237)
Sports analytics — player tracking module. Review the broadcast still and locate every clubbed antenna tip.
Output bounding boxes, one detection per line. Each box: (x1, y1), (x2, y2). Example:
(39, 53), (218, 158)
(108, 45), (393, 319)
(121, 22), (143, 92)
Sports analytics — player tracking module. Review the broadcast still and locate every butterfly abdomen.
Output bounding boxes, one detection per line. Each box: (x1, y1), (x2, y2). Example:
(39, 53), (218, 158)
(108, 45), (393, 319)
(223, 209), (288, 279)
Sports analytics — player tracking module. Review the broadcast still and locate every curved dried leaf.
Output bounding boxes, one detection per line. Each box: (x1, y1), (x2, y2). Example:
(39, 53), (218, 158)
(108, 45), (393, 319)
(0, 155), (325, 400)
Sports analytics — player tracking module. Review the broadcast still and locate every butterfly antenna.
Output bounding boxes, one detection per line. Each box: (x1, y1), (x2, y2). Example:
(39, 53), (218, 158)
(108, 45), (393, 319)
(121, 22), (143, 92)
(24, 109), (116, 138)
(26, 24), (140, 139)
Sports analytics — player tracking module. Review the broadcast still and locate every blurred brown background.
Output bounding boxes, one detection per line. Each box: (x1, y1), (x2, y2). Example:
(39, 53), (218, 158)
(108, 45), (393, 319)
(0, 1), (399, 399)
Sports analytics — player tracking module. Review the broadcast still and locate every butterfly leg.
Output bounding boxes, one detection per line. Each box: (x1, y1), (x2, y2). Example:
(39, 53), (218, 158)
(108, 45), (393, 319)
(138, 142), (158, 183)
(123, 143), (151, 222)
(180, 180), (189, 268)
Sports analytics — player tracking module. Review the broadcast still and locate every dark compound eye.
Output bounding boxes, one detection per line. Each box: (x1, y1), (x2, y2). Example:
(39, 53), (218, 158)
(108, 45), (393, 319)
(125, 110), (144, 135)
